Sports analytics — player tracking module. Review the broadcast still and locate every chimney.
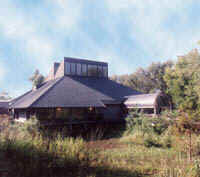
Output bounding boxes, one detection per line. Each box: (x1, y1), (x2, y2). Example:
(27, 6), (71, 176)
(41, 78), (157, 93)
(45, 62), (60, 81)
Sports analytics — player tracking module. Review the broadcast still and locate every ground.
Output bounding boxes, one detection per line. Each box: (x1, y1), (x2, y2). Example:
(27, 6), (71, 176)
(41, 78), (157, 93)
(0, 152), (10, 177)
(0, 115), (200, 177)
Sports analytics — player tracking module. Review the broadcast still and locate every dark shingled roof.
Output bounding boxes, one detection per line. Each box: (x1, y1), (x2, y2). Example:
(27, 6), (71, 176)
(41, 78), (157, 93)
(0, 101), (9, 108)
(11, 76), (141, 109)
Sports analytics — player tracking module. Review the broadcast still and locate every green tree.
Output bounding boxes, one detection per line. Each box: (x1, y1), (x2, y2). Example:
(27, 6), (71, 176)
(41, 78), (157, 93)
(29, 69), (45, 89)
(0, 91), (11, 100)
(110, 60), (173, 93)
(164, 49), (200, 111)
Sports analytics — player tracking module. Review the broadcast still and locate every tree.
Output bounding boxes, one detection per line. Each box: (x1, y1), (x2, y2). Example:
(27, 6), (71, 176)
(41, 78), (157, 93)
(29, 69), (45, 89)
(110, 60), (173, 93)
(0, 91), (11, 100)
(164, 49), (200, 111)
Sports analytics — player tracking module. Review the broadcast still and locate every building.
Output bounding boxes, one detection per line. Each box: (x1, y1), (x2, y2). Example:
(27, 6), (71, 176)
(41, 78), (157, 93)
(10, 57), (141, 123)
(124, 91), (171, 115)
(0, 101), (10, 115)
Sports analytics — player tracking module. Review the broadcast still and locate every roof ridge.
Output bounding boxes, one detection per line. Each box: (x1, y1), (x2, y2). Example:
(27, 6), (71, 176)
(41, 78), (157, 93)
(29, 77), (64, 108)
(10, 90), (32, 107)
(129, 93), (158, 96)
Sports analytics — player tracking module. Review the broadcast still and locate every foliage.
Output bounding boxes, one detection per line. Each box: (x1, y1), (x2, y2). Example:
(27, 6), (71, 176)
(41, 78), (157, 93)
(160, 110), (179, 119)
(125, 111), (169, 136)
(164, 49), (200, 112)
(0, 119), (97, 177)
(2, 117), (200, 176)
(29, 69), (45, 88)
(0, 91), (12, 100)
(111, 60), (173, 93)
(144, 135), (162, 148)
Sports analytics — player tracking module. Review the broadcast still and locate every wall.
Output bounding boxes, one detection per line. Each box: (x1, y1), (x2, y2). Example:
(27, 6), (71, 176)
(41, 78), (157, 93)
(0, 108), (9, 115)
(100, 104), (123, 122)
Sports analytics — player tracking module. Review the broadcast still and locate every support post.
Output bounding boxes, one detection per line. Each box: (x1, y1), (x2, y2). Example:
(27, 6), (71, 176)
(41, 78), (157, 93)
(154, 107), (157, 116)
(53, 108), (56, 119)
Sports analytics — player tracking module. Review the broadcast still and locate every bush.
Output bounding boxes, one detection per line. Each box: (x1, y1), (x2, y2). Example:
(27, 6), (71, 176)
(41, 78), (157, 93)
(144, 135), (162, 148)
(125, 111), (152, 135)
(152, 119), (169, 135)
(161, 110), (179, 119)
(125, 111), (169, 136)
(161, 135), (172, 148)
(0, 127), (95, 177)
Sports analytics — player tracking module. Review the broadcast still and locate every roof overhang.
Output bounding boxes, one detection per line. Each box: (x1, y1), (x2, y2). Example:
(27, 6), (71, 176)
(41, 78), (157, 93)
(125, 104), (155, 109)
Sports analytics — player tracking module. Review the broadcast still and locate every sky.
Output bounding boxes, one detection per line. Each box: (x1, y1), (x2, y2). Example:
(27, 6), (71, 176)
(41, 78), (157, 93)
(1, 0), (200, 98)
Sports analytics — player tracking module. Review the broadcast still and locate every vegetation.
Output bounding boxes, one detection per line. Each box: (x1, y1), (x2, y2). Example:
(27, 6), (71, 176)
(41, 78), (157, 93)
(164, 49), (200, 112)
(1, 113), (200, 177)
(110, 60), (173, 93)
(29, 69), (45, 89)
(3, 48), (200, 176)
(0, 91), (11, 100)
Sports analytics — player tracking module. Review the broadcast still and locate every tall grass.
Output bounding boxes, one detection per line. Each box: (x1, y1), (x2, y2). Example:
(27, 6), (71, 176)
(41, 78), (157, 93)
(1, 113), (200, 177)
(0, 118), (95, 176)
(0, 117), (142, 177)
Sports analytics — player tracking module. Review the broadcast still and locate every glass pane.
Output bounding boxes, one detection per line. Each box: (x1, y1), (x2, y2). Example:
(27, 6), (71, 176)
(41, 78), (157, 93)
(103, 66), (108, 77)
(98, 66), (103, 77)
(81, 64), (87, 76)
(77, 63), (81, 75)
(88, 65), (97, 76)
(65, 62), (70, 75)
(71, 63), (76, 75)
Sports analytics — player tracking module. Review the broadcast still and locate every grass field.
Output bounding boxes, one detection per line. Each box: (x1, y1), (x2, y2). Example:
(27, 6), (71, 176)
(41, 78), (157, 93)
(0, 114), (200, 177)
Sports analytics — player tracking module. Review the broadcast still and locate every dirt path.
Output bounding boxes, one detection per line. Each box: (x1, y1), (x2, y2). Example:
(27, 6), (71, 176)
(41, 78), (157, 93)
(86, 138), (126, 150)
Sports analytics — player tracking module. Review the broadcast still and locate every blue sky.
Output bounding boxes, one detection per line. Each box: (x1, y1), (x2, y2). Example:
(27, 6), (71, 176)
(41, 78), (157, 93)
(1, 0), (200, 98)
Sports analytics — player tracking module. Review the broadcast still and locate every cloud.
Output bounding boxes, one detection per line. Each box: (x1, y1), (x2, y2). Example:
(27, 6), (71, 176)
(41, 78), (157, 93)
(0, 0), (85, 75)
(1, 0), (200, 97)
(0, 2), (53, 72)
(104, 0), (200, 61)
(0, 0), (86, 97)
(49, 0), (83, 31)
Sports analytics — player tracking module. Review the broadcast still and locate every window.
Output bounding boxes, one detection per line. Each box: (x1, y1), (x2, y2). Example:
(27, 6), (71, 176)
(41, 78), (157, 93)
(56, 108), (71, 119)
(71, 63), (76, 75)
(64, 61), (107, 77)
(65, 62), (71, 75)
(19, 112), (26, 119)
(77, 63), (81, 75)
(71, 108), (85, 120)
(88, 65), (97, 76)
(103, 66), (108, 77)
(97, 66), (103, 77)
(81, 64), (87, 76)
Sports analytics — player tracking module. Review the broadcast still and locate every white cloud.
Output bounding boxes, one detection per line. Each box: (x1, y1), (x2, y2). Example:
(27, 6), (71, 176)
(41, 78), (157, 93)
(0, 2), (53, 72)
(0, 0), (85, 96)
(50, 0), (83, 30)
(2, 0), (200, 96)
(104, 0), (200, 60)
(0, 0), (84, 75)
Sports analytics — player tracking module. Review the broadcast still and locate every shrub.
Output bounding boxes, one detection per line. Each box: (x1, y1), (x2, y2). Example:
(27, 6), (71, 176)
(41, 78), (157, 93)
(125, 111), (153, 135)
(0, 129), (95, 177)
(125, 111), (169, 136)
(161, 135), (172, 148)
(161, 110), (179, 119)
(144, 135), (162, 148)
(152, 118), (169, 135)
